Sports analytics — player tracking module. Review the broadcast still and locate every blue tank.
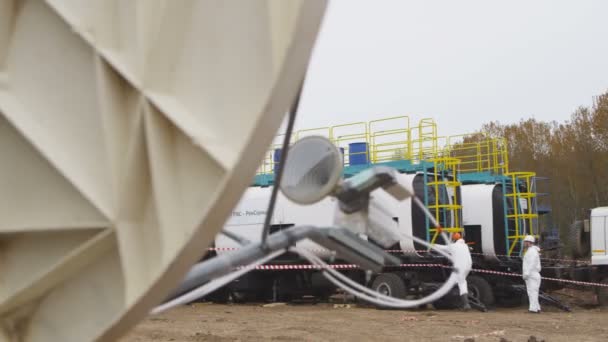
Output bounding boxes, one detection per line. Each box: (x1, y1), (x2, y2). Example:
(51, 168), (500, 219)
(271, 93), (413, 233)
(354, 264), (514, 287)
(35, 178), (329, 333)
(348, 142), (369, 165)
(273, 148), (282, 174)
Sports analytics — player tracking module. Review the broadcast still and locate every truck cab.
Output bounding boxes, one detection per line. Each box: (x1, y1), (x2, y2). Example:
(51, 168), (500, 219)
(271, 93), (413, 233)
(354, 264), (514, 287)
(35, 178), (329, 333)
(591, 207), (608, 266)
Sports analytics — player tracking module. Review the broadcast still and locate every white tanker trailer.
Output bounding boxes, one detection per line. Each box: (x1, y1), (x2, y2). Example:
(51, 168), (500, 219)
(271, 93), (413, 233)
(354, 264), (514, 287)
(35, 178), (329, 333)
(204, 171), (608, 310)
(217, 172), (453, 260)
(461, 183), (526, 259)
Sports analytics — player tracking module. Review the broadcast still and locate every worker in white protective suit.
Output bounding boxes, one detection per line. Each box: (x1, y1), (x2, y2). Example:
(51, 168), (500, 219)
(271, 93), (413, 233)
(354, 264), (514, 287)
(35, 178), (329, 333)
(522, 235), (542, 313)
(436, 232), (473, 310)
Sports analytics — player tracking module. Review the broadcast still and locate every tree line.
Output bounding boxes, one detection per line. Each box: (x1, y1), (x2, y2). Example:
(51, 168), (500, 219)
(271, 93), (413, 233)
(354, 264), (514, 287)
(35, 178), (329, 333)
(478, 91), (608, 242)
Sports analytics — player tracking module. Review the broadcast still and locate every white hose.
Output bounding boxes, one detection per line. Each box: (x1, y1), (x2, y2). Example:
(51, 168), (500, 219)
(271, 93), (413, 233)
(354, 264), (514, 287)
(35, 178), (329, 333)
(151, 249), (286, 314)
(401, 230), (452, 259)
(293, 247), (459, 308)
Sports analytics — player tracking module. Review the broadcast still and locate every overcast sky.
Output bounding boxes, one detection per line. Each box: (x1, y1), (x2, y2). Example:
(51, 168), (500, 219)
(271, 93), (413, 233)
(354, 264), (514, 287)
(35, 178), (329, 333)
(295, 0), (608, 137)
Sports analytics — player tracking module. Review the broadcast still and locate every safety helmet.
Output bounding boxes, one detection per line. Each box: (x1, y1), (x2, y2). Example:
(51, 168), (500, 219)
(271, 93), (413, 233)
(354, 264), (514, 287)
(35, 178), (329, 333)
(523, 235), (535, 243)
(452, 232), (462, 241)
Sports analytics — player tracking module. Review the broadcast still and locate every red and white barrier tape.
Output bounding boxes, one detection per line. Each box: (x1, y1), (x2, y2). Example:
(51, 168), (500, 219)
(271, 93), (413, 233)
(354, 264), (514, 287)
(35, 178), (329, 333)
(207, 247), (591, 264)
(245, 264), (358, 270)
(469, 268), (608, 287)
(238, 263), (444, 271)
(388, 249), (590, 264)
(539, 276), (608, 287)
(238, 262), (608, 288)
(469, 252), (590, 264)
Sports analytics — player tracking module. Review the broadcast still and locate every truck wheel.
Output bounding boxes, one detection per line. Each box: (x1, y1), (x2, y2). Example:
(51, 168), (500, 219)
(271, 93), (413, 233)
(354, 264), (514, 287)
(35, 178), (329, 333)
(467, 275), (495, 306)
(598, 278), (608, 306)
(370, 273), (407, 309)
(570, 220), (590, 258)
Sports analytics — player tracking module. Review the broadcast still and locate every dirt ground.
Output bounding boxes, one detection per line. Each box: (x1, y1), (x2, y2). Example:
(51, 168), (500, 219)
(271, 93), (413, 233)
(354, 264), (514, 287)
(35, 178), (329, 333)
(122, 297), (608, 342)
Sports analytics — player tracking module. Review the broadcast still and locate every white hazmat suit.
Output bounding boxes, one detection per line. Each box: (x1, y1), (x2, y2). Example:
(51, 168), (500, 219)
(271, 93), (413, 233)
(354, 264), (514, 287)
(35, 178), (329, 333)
(436, 239), (473, 295)
(522, 245), (542, 312)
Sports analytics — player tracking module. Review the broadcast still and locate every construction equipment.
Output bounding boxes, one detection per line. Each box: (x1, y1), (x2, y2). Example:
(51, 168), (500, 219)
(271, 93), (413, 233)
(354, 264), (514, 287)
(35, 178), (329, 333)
(204, 116), (608, 311)
(163, 136), (464, 311)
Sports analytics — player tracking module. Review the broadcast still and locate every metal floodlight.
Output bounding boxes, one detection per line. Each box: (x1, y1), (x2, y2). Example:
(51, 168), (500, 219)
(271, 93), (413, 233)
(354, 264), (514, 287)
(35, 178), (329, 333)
(279, 136), (343, 204)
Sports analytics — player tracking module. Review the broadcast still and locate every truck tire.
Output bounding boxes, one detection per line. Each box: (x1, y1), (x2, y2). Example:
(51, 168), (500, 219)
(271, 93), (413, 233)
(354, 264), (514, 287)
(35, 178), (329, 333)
(598, 278), (608, 306)
(570, 220), (590, 258)
(370, 273), (407, 309)
(467, 275), (495, 306)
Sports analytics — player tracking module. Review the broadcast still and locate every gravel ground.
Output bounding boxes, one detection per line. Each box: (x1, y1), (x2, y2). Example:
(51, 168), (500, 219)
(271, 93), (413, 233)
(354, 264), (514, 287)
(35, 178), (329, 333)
(121, 299), (608, 342)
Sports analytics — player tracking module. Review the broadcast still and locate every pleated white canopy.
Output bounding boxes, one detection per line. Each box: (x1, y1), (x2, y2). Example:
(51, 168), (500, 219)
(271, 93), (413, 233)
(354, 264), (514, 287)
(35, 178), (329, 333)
(0, 1), (327, 340)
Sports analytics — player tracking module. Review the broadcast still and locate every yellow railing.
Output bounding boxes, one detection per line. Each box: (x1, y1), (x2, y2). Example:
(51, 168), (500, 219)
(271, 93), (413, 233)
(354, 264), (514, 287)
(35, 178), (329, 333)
(444, 134), (509, 174)
(412, 118), (438, 163)
(330, 122), (369, 166)
(504, 171), (538, 256)
(257, 150), (274, 175)
(295, 126), (332, 141)
(369, 116), (411, 163)
(428, 157), (463, 244)
(258, 116), (437, 174)
(257, 132), (296, 175)
(258, 117), (515, 176)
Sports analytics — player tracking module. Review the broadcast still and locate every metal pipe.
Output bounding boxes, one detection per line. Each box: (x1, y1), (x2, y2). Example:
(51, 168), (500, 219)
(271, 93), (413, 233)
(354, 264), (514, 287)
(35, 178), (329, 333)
(168, 226), (317, 299)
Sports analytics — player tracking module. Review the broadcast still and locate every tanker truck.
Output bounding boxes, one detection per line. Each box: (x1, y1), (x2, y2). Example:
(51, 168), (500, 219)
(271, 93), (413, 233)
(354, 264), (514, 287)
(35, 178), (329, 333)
(202, 171), (608, 310)
(201, 171), (530, 309)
